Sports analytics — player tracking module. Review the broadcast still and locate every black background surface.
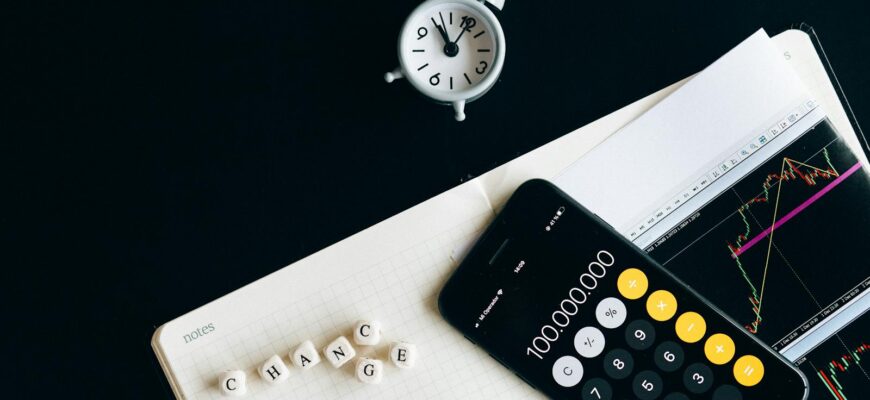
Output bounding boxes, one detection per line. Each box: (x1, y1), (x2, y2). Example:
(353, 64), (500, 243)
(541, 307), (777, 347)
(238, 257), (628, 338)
(4, 0), (869, 398)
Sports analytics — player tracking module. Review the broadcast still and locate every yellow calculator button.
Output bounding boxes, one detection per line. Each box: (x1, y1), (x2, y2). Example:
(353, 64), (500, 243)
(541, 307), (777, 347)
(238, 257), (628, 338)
(617, 268), (649, 300)
(733, 355), (765, 387)
(704, 333), (736, 365)
(645, 290), (678, 321)
(674, 312), (707, 343)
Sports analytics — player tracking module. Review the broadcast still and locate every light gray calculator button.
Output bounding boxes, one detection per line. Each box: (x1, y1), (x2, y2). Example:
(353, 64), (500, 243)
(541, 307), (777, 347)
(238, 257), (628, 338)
(552, 355), (584, 387)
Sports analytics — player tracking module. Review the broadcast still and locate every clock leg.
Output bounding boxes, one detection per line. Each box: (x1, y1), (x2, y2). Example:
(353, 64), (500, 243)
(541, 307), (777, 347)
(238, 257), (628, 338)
(384, 68), (404, 83)
(452, 100), (466, 122)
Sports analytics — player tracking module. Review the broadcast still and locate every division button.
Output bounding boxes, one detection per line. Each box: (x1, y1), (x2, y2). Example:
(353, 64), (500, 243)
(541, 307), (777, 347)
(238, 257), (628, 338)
(712, 384), (742, 400)
(632, 370), (664, 400)
(683, 363), (714, 394)
(674, 312), (706, 343)
(733, 355), (764, 387)
(646, 290), (678, 321)
(625, 319), (656, 351)
(653, 341), (685, 373)
(617, 268), (649, 299)
(552, 355), (584, 388)
(596, 297), (627, 329)
(575, 326), (606, 358)
(603, 348), (634, 380)
(704, 333), (736, 365)
(581, 377), (613, 400)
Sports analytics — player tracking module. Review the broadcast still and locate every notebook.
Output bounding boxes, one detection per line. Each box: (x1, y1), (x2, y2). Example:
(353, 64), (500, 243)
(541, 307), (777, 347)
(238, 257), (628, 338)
(152, 28), (863, 399)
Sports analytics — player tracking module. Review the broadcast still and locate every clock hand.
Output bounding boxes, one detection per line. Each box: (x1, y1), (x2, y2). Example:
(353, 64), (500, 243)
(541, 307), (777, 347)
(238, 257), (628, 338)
(438, 11), (449, 39)
(431, 15), (459, 57)
(430, 17), (450, 45)
(451, 17), (477, 45)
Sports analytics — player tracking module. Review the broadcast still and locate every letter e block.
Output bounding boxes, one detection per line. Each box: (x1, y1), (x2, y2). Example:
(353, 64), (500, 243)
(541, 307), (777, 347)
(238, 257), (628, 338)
(323, 336), (356, 368)
(390, 341), (417, 369)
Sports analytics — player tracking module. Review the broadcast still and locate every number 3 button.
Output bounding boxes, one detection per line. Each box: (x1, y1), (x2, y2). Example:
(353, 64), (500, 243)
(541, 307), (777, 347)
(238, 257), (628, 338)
(683, 363), (714, 394)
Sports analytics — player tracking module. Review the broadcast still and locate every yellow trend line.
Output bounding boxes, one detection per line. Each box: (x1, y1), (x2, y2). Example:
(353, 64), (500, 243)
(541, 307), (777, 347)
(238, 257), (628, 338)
(754, 158), (786, 321)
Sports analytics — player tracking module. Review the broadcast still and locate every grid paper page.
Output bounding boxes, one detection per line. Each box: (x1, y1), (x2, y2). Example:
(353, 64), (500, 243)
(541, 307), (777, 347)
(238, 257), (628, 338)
(155, 181), (543, 399)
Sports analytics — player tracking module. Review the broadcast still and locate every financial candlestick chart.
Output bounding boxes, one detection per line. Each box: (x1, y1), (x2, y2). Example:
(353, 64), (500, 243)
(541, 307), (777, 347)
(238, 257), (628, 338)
(724, 147), (862, 333)
(813, 342), (869, 400)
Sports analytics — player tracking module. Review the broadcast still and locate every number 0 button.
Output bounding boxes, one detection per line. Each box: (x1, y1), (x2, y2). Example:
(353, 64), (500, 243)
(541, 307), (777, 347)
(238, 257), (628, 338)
(632, 370), (664, 400)
(617, 268), (649, 299)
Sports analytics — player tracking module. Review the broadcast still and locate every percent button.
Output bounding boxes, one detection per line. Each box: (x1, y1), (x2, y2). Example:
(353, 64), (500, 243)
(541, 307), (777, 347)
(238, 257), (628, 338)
(596, 297), (627, 329)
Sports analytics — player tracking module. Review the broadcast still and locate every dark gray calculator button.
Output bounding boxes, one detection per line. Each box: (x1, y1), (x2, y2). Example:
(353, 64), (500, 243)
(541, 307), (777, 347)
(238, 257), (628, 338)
(712, 384), (742, 400)
(581, 377), (613, 400)
(653, 341), (684, 372)
(625, 319), (656, 350)
(682, 363), (714, 394)
(662, 393), (689, 400)
(603, 348), (634, 379)
(632, 370), (664, 400)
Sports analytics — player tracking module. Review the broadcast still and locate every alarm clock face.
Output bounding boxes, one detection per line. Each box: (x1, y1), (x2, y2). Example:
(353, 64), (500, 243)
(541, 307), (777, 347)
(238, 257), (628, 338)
(399, 0), (504, 103)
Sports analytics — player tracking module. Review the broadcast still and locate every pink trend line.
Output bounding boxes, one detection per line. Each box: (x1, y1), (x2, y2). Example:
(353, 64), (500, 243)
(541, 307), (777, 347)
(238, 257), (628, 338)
(731, 161), (863, 258)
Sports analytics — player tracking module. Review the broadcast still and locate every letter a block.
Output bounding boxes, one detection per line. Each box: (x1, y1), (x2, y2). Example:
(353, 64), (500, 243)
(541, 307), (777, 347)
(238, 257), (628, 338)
(355, 357), (384, 384)
(258, 354), (289, 384)
(323, 336), (356, 368)
(218, 370), (247, 396)
(291, 340), (321, 370)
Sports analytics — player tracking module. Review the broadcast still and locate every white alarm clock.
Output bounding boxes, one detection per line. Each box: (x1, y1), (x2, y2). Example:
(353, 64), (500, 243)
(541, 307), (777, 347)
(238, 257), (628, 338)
(385, 0), (506, 121)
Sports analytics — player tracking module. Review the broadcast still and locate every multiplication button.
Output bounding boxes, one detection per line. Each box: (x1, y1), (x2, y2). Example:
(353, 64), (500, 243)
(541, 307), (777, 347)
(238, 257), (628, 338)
(581, 378), (613, 400)
(595, 297), (627, 329)
(653, 341), (684, 372)
(632, 370), (664, 400)
(551, 355), (583, 388)
(646, 290), (678, 321)
(625, 319), (656, 350)
(603, 348), (634, 379)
